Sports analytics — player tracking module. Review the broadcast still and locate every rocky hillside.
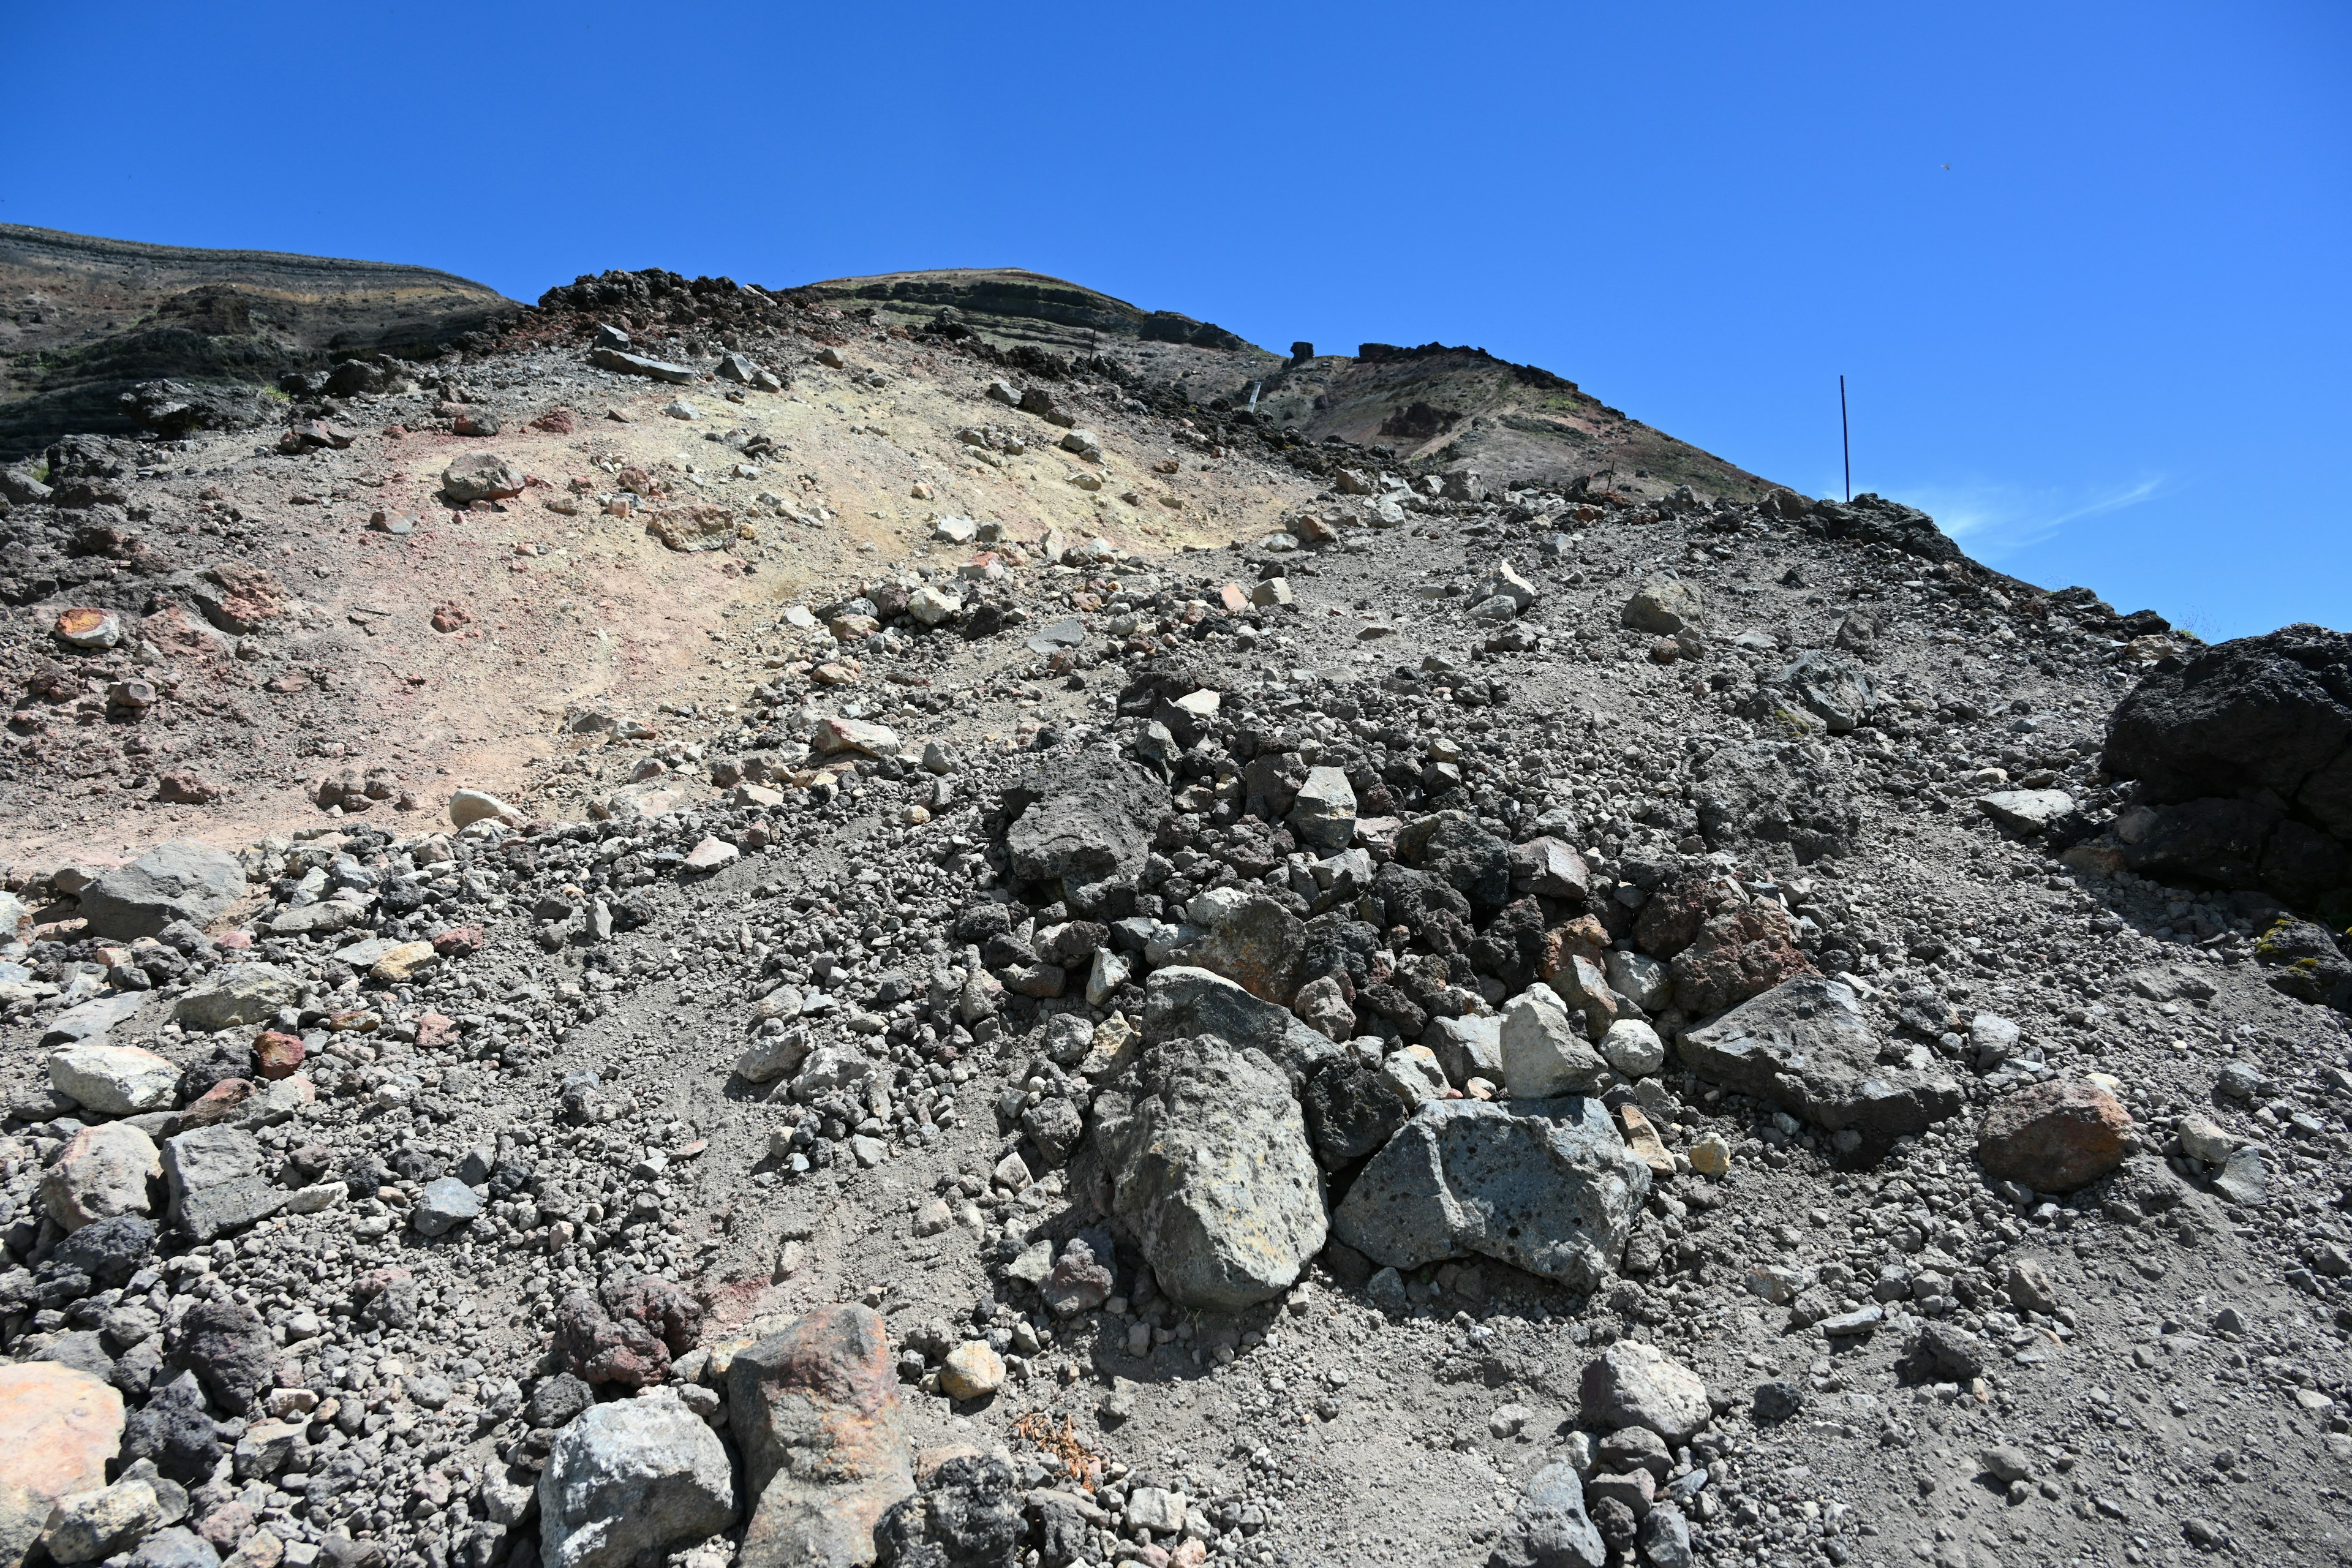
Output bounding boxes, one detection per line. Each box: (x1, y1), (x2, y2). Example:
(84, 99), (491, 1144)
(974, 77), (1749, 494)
(0, 225), (518, 458)
(0, 242), (2348, 1568)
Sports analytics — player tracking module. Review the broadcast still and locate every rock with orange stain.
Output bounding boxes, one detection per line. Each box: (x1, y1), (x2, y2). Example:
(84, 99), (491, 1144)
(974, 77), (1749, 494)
(728, 1306), (913, 1568)
(0, 1363), (125, 1567)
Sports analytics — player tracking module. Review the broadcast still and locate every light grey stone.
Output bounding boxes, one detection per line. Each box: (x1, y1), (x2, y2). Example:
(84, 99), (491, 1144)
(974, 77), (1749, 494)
(1089, 1035), (1327, 1310)
(412, 1178), (482, 1238)
(1331, 1096), (1649, 1291)
(40, 993), (145, 1047)
(1500, 986), (1605, 1097)
(538, 1390), (736, 1568)
(49, 1044), (179, 1117)
(1287, 767), (1357, 853)
(172, 964), (296, 1033)
(1138, 966), (1339, 1085)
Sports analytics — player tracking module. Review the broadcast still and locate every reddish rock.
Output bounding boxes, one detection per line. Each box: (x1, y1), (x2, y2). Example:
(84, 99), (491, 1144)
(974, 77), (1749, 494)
(1539, 915), (1610, 983)
(727, 1305), (913, 1568)
(1668, 904), (1814, 1016)
(413, 1012), (456, 1051)
(176, 1077), (253, 1128)
(1634, 872), (1735, 959)
(154, 772), (221, 805)
(431, 604), (469, 633)
(552, 1291), (671, 1389)
(252, 1032), (306, 1080)
(531, 407), (576, 435)
(430, 925), (485, 957)
(0, 1363), (124, 1567)
(1977, 1080), (2135, 1192)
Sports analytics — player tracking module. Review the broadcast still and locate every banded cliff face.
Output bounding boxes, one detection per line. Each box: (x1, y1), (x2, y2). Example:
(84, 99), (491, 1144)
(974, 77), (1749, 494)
(0, 224), (517, 456)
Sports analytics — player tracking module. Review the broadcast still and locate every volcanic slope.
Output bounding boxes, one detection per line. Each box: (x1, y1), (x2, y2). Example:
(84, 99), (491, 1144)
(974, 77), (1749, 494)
(0, 246), (2344, 1568)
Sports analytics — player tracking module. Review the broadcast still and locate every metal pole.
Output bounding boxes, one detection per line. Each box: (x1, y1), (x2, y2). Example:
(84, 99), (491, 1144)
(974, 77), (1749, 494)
(1839, 375), (1851, 502)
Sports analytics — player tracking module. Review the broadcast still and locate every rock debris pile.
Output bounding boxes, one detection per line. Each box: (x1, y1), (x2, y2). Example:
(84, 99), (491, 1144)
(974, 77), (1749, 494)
(1, 258), (2349, 1568)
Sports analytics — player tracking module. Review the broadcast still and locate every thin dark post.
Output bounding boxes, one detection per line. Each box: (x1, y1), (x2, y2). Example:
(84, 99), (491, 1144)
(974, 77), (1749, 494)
(1839, 374), (1851, 502)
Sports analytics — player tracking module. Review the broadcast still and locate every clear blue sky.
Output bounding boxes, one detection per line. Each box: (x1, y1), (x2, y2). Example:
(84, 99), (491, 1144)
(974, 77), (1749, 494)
(9, 3), (2346, 636)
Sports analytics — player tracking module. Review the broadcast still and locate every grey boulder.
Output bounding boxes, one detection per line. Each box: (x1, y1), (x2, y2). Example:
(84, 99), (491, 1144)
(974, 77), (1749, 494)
(1491, 1461), (1605, 1568)
(1005, 752), (1166, 914)
(1762, 650), (1877, 733)
(1089, 1035), (1327, 1310)
(539, 1390), (736, 1568)
(1678, 974), (1963, 1144)
(172, 964), (297, 1033)
(1138, 966), (1339, 1085)
(1331, 1096), (1649, 1292)
(77, 843), (244, 939)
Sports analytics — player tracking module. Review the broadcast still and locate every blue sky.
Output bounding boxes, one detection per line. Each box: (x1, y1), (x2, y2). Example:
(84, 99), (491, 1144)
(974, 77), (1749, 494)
(7, 2), (2346, 636)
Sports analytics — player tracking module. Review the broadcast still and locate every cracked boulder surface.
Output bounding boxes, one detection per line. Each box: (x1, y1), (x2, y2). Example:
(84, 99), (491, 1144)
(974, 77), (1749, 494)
(0, 238), (2348, 1568)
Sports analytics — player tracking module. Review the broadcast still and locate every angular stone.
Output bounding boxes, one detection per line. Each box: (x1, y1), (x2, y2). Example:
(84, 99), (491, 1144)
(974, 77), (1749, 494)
(1975, 790), (2076, 835)
(1668, 905), (1814, 1016)
(1176, 888), (1303, 1005)
(1501, 985), (1605, 1097)
(1762, 650), (1877, 733)
(539, 1390), (736, 1568)
(172, 964), (296, 1033)
(367, 942), (439, 985)
(1423, 1013), (1503, 1088)
(810, 717), (899, 756)
(1679, 976), (1963, 1145)
(1090, 1036), (1327, 1310)
(439, 454), (525, 503)
(1137, 966), (1339, 1086)
(1975, 1080), (2135, 1192)
(164, 1126), (282, 1242)
(412, 1178), (482, 1238)
(1579, 1341), (1712, 1444)
(1509, 837), (1591, 900)
(41, 1123), (160, 1231)
(1599, 1020), (1666, 1078)
(77, 844), (244, 940)
(49, 1044), (179, 1116)
(1494, 1461), (1605, 1568)
(1287, 767), (1357, 853)
(728, 1306), (913, 1568)
(40, 993), (145, 1048)
(1621, 578), (1704, 636)
(1331, 1097), (1649, 1291)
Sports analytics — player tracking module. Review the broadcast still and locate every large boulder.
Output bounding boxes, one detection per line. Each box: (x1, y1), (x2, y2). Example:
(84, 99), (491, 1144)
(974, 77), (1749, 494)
(727, 1306), (913, 1568)
(1690, 740), (1859, 864)
(1137, 967), (1338, 1085)
(1175, 888), (1305, 1005)
(48, 1044), (178, 1117)
(0, 1364), (124, 1568)
(1807, 494), (1961, 562)
(76, 843), (244, 939)
(41, 1123), (159, 1231)
(1089, 1036), (1327, 1309)
(1331, 1097), (1649, 1292)
(2103, 626), (2352, 915)
(1678, 975), (1963, 1145)
(539, 1391), (736, 1568)
(1004, 752), (1166, 916)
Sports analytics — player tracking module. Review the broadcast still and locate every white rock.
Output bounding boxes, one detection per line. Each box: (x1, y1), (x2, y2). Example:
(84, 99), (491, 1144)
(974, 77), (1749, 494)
(47, 1044), (179, 1117)
(1499, 986), (1606, 1098)
(448, 789), (518, 827)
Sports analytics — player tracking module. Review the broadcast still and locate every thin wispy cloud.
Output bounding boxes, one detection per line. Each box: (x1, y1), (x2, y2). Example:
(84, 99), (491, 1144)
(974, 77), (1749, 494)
(1890, 476), (2167, 561)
